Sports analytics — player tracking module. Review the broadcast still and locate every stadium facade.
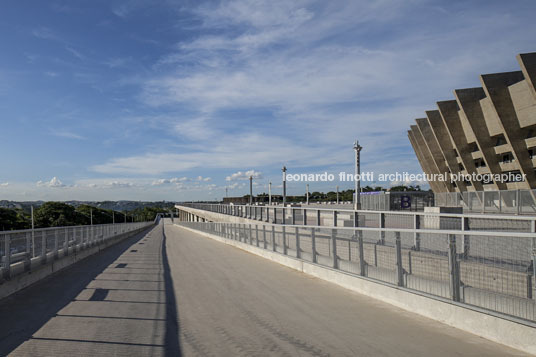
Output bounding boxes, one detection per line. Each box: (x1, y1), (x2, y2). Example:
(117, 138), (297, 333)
(408, 52), (536, 193)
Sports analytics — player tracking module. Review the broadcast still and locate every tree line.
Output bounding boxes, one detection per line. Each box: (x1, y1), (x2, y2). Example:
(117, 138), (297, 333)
(0, 202), (171, 231)
(254, 185), (425, 203)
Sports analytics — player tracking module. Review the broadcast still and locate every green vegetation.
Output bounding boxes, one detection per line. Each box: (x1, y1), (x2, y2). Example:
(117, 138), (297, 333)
(252, 185), (426, 203)
(0, 208), (30, 231)
(0, 201), (173, 231)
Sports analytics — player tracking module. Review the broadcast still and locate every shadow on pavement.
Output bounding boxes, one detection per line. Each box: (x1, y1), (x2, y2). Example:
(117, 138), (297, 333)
(162, 224), (182, 356)
(0, 226), (154, 356)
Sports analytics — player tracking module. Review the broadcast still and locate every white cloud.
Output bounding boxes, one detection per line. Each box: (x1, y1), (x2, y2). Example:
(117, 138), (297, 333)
(52, 130), (85, 140)
(226, 170), (262, 181)
(0, 182), (8, 187)
(151, 177), (190, 186)
(37, 177), (66, 188)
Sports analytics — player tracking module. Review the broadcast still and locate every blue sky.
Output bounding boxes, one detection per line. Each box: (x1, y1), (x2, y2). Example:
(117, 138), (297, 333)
(1, 0), (535, 201)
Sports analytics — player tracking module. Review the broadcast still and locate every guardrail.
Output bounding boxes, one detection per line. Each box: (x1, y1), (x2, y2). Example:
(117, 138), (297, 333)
(0, 221), (154, 280)
(178, 220), (536, 324)
(177, 202), (536, 233)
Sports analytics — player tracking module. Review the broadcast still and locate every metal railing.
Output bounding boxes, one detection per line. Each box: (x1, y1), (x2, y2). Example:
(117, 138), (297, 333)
(177, 203), (536, 234)
(436, 189), (536, 214)
(0, 221), (154, 280)
(178, 220), (536, 324)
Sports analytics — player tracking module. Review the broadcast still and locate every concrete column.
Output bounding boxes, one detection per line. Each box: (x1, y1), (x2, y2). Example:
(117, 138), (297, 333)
(426, 110), (467, 192)
(416, 118), (454, 192)
(454, 88), (505, 190)
(437, 100), (484, 192)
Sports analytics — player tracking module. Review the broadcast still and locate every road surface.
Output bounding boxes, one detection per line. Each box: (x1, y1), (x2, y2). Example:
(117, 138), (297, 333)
(0, 220), (526, 356)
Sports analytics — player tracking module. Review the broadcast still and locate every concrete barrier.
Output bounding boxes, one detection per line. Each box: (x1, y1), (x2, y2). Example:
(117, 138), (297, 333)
(0, 225), (154, 301)
(177, 223), (536, 355)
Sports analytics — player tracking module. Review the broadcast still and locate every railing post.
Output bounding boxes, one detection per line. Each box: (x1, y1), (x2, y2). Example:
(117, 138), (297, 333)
(3, 233), (11, 279)
(353, 211), (359, 227)
(331, 229), (338, 268)
(54, 229), (59, 260)
(64, 229), (69, 256)
(378, 213), (385, 245)
(272, 226), (276, 252)
(316, 210), (321, 226)
(255, 224), (259, 247)
(311, 228), (317, 263)
(357, 230), (365, 276)
(395, 232), (404, 287)
(461, 217), (470, 258)
(249, 224), (253, 244)
(295, 227), (300, 259)
(22, 232), (30, 272)
(262, 225), (267, 249)
(41, 231), (47, 265)
(414, 214), (420, 251)
(282, 207), (286, 224)
(531, 220), (536, 300)
(517, 189), (521, 215)
(303, 209), (307, 226)
(282, 226), (287, 255)
(260, 207), (263, 222)
(273, 207), (277, 224)
(448, 234), (461, 302)
(265, 207), (269, 223)
(291, 208), (295, 225)
(333, 211), (337, 227)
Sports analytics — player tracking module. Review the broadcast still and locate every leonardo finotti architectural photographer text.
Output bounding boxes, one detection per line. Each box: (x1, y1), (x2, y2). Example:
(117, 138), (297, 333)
(284, 171), (526, 184)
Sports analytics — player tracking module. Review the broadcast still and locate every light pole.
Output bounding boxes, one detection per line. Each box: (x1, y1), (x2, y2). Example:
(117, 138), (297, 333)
(269, 181), (272, 205)
(282, 166), (287, 206)
(306, 184), (309, 205)
(354, 140), (363, 210)
(249, 175), (253, 205)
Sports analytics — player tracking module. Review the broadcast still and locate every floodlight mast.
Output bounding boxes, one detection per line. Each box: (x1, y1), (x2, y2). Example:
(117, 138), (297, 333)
(353, 140), (363, 210)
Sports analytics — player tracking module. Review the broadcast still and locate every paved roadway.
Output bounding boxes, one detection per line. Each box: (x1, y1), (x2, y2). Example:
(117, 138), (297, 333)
(0, 220), (527, 356)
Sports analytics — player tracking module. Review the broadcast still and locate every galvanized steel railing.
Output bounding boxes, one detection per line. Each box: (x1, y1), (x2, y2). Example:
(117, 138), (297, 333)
(177, 211), (536, 324)
(0, 221), (154, 280)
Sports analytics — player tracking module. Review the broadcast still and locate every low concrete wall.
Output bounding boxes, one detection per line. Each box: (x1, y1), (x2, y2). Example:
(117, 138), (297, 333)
(0, 225), (154, 301)
(177, 224), (536, 355)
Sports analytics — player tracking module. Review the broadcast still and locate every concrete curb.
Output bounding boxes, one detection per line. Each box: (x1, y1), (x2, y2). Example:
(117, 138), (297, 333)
(177, 224), (536, 355)
(0, 225), (154, 301)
